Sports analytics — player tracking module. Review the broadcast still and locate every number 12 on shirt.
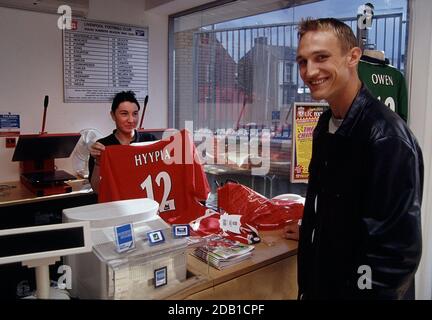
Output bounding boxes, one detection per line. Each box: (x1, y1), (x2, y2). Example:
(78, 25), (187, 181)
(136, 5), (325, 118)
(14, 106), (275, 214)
(140, 171), (176, 212)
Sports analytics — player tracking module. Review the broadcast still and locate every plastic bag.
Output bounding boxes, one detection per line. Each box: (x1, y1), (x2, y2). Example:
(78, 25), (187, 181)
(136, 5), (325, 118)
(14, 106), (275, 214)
(217, 182), (304, 230)
(189, 209), (261, 244)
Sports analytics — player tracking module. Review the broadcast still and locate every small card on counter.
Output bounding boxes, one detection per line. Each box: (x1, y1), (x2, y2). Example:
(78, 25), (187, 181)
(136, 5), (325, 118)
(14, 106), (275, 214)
(114, 223), (135, 253)
(154, 266), (168, 288)
(172, 224), (189, 238)
(220, 213), (242, 234)
(147, 230), (165, 245)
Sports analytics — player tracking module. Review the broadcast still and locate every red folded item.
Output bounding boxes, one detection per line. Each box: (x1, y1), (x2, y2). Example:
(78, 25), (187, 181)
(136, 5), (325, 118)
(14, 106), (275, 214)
(217, 182), (304, 230)
(189, 210), (261, 244)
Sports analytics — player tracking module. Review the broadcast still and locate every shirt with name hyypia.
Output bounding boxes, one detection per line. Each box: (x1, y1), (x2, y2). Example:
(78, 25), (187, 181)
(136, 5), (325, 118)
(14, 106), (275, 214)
(99, 129), (210, 224)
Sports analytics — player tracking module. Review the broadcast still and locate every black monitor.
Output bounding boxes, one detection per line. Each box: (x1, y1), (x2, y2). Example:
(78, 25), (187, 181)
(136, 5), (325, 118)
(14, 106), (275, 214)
(0, 222), (91, 264)
(0, 221), (91, 265)
(0, 222), (91, 299)
(12, 133), (80, 161)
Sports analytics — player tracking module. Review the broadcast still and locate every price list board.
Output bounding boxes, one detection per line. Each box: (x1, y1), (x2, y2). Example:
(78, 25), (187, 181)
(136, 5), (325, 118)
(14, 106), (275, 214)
(63, 19), (148, 102)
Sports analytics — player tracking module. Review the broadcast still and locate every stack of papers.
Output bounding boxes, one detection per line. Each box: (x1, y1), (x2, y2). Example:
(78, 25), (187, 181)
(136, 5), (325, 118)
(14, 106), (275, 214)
(191, 235), (254, 270)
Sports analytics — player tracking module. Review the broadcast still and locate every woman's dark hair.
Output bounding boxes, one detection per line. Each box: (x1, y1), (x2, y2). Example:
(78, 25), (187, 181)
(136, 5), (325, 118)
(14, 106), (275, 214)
(111, 91), (141, 112)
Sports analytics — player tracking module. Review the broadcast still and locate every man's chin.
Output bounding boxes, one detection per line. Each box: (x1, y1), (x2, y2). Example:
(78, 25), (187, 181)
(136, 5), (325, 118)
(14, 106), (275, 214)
(310, 93), (325, 101)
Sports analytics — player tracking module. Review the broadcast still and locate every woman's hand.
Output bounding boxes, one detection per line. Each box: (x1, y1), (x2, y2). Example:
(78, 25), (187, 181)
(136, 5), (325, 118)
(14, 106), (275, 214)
(89, 142), (105, 165)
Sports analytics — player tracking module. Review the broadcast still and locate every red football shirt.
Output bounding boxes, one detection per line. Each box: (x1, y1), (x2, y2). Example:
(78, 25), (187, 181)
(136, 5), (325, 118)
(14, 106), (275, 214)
(99, 129), (210, 224)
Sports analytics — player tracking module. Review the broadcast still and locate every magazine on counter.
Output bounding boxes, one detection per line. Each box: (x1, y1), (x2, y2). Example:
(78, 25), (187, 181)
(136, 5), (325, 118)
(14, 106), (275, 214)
(191, 234), (255, 270)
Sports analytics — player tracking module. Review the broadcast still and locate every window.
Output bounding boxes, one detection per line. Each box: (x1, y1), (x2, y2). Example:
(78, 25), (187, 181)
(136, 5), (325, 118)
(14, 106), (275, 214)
(283, 61), (293, 84)
(169, 0), (408, 197)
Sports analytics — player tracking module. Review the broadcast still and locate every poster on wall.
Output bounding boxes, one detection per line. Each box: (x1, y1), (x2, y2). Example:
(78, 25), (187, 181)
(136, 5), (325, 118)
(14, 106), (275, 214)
(290, 103), (327, 183)
(0, 114), (20, 137)
(63, 18), (148, 102)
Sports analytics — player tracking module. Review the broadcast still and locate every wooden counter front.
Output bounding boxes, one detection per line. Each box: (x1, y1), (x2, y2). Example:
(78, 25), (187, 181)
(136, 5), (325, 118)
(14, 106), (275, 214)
(0, 180), (97, 230)
(0, 179), (93, 207)
(167, 229), (298, 300)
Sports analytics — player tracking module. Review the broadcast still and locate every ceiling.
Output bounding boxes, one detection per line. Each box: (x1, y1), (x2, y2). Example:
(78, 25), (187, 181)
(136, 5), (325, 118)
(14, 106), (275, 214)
(0, 0), (89, 16)
(0, 0), (218, 16)
(145, 0), (218, 15)
(0, 0), (318, 20)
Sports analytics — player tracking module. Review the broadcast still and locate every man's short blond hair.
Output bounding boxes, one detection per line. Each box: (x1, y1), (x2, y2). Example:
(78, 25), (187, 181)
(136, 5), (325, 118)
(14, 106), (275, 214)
(297, 18), (358, 53)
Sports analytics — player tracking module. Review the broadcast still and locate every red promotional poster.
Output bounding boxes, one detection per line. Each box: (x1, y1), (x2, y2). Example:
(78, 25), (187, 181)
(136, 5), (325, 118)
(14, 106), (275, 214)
(291, 103), (327, 183)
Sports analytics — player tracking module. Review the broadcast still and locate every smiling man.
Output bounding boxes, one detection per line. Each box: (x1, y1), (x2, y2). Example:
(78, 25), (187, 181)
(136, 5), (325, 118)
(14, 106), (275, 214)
(295, 18), (423, 299)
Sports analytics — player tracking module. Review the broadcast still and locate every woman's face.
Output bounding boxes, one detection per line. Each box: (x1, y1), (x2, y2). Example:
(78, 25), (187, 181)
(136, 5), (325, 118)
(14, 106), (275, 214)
(111, 101), (139, 135)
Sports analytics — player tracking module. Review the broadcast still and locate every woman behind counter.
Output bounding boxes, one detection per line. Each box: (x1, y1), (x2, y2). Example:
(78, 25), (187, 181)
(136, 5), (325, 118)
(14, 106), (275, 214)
(88, 91), (156, 193)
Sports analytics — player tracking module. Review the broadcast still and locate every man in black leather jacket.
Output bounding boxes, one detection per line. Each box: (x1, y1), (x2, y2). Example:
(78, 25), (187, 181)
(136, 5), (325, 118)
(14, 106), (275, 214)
(295, 18), (423, 299)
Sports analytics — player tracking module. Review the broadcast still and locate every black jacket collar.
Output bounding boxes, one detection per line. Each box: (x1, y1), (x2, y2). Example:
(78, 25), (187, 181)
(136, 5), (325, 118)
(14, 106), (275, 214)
(314, 84), (371, 138)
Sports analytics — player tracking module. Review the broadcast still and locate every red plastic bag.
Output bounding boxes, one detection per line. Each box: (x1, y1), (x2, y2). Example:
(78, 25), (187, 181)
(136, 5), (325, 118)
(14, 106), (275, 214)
(217, 182), (304, 230)
(189, 209), (261, 244)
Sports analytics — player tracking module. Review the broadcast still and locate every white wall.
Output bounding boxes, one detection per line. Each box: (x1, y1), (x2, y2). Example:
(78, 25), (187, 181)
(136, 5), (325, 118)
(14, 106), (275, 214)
(407, 0), (432, 301)
(88, 0), (169, 135)
(0, 0), (168, 181)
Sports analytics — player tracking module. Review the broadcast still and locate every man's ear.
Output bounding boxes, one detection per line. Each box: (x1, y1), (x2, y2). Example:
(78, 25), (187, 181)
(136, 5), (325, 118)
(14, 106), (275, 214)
(110, 111), (115, 122)
(347, 47), (362, 67)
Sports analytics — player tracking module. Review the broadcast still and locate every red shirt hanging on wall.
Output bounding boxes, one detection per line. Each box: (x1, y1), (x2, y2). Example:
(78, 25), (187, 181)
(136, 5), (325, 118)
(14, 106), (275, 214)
(98, 129), (210, 224)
